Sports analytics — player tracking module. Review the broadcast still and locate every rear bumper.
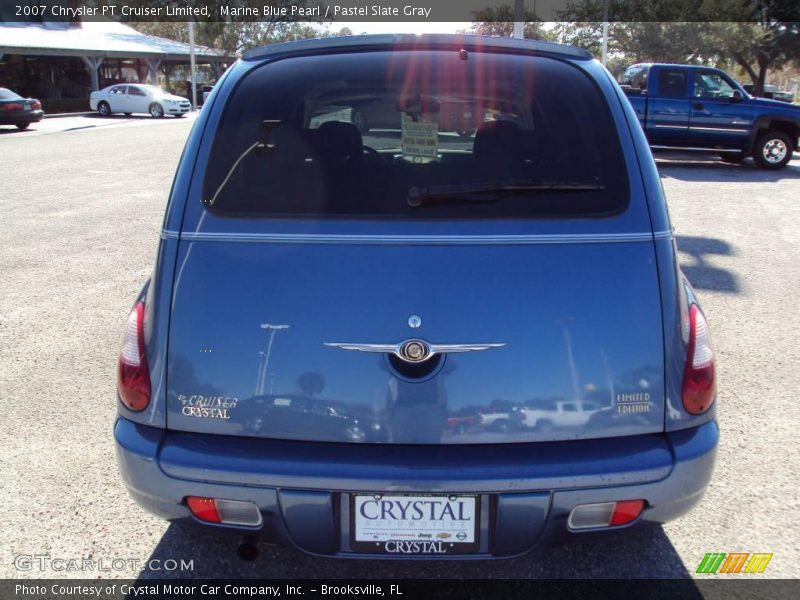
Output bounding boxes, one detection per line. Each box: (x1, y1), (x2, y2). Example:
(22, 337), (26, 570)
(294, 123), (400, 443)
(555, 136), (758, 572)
(115, 417), (718, 558)
(0, 110), (44, 124)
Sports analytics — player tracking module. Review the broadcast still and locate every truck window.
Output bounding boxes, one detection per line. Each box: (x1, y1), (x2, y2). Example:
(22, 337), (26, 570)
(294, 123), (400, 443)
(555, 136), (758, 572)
(658, 70), (687, 98)
(693, 72), (736, 100)
(621, 65), (649, 90)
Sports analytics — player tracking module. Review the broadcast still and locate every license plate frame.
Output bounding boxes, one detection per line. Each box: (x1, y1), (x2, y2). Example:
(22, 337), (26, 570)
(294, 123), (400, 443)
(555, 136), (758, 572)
(349, 493), (480, 555)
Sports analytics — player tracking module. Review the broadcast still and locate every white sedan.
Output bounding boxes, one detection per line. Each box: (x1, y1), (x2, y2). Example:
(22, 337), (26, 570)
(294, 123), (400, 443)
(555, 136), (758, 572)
(89, 84), (191, 118)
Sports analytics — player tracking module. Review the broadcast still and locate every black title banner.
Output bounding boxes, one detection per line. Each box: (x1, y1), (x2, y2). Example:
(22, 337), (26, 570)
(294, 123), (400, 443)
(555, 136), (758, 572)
(2, 0), (799, 23)
(4, 579), (800, 600)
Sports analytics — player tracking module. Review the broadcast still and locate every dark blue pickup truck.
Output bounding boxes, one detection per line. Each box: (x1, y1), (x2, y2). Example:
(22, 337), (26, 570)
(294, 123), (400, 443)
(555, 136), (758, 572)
(622, 63), (800, 169)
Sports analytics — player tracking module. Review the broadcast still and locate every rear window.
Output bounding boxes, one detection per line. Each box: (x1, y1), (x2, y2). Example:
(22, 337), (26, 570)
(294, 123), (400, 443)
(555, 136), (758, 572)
(203, 50), (628, 219)
(621, 65), (649, 90)
(0, 88), (22, 100)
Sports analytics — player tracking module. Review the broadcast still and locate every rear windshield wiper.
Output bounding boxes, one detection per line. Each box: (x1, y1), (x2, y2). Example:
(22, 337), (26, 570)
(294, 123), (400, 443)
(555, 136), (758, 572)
(407, 181), (605, 207)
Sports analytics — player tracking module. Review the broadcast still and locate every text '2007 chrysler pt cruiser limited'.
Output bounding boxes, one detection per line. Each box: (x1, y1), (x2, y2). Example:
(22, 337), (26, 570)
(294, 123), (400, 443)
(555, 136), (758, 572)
(115, 35), (718, 559)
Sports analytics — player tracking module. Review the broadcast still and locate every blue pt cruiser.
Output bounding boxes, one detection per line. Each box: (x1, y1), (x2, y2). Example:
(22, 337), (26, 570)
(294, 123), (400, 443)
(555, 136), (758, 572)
(115, 35), (718, 559)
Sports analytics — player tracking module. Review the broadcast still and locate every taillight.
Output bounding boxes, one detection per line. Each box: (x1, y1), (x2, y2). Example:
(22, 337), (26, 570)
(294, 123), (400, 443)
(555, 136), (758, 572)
(2, 103), (23, 111)
(117, 301), (151, 411)
(31, 100), (41, 110)
(186, 497), (262, 526)
(186, 497), (221, 523)
(568, 499), (646, 530)
(682, 304), (715, 414)
(609, 500), (646, 526)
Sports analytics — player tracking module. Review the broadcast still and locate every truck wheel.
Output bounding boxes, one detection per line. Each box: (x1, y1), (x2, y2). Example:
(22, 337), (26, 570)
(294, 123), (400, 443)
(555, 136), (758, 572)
(753, 130), (793, 169)
(719, 152), (746, 164)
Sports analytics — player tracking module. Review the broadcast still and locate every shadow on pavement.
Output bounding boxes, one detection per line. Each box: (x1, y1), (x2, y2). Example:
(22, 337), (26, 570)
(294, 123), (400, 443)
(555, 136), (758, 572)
(0, 126), (34, 135)
(676, 235), (740, 294)
(137, 523), (696, 580)
(84, 113), (153, 120)
(655, 151), (800, 182)
(84, 113), (191, 120)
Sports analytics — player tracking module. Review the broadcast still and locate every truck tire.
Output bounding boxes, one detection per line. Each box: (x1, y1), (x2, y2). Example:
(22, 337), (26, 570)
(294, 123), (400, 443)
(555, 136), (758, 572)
(753, 130), (793, 169)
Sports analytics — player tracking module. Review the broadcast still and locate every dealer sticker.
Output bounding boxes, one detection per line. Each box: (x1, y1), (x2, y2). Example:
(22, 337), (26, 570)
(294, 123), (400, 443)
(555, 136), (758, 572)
(401, 113), (438, 160)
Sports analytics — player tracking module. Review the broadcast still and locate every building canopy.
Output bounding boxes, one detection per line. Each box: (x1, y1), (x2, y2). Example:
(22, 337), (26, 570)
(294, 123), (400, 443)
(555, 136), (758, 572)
(0, 20), (231, 62)
(0, 20), (234, 104)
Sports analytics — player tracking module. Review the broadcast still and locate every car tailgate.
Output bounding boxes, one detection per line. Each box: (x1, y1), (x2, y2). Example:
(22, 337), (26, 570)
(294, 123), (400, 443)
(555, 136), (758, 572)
(166, 237), (665, 444)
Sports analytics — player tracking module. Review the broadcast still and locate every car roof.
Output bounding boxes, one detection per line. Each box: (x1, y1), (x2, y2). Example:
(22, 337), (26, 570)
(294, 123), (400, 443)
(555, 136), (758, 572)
(627, 63), (730, 71)
(243, 34), (592, 62)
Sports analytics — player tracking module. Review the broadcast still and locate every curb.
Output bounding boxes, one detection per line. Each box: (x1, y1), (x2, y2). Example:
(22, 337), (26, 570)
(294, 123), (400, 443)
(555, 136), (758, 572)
(44, 111), (94, 118)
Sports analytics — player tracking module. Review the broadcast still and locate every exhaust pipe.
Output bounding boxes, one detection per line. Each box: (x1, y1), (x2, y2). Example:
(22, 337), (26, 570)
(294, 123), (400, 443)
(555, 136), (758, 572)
(237, 536), (260, 561)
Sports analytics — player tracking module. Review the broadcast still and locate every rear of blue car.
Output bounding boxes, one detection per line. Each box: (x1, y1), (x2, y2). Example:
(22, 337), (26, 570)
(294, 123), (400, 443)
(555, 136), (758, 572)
(114, 35), (718, 558)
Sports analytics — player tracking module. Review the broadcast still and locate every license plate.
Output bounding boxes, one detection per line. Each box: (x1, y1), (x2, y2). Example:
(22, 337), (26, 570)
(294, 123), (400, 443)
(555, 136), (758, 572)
(350, 494), (479, 554)
(23, 105), (31, 111)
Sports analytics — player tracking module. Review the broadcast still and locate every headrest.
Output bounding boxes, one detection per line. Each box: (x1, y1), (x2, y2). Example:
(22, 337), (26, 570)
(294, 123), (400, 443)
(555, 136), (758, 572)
(267, 122), (309, 161)
(316, 121), (364, 161)
(473, 120), (522, 159)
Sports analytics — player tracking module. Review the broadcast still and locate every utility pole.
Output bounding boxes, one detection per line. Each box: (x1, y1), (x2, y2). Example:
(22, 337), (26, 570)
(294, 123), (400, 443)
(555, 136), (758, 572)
(255, 351), (265, 395)
(256, 323), (289, 396)
(556, 318), (581, 403)
(600, 348), (615, 407)
(513, 0), (524, 39)
(188, 20), (197, 111)
(601, 0), (609, 66)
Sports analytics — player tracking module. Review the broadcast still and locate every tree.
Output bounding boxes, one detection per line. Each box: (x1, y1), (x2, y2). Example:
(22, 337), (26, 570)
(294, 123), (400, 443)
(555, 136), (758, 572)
(470, 5), (556, 40)
(297, 372), (325, 396)
(129, 22), (190, 44)
(705, 20), (800, 94)
(128, 1), (325, 56)
(552, 1), (800, 94)
(551, 22), (604, 55)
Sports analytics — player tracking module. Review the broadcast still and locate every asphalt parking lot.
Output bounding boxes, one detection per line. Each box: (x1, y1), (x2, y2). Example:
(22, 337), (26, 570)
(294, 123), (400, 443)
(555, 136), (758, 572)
(1, 115), (799, 580)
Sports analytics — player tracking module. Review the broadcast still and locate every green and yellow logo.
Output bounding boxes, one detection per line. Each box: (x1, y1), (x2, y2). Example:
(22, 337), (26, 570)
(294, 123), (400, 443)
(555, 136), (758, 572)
(697, 553), (773, 574)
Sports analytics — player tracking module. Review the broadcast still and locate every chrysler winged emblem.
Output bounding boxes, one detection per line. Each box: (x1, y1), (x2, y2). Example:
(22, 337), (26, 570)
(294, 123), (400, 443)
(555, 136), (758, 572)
(324, 339), (505, 363)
